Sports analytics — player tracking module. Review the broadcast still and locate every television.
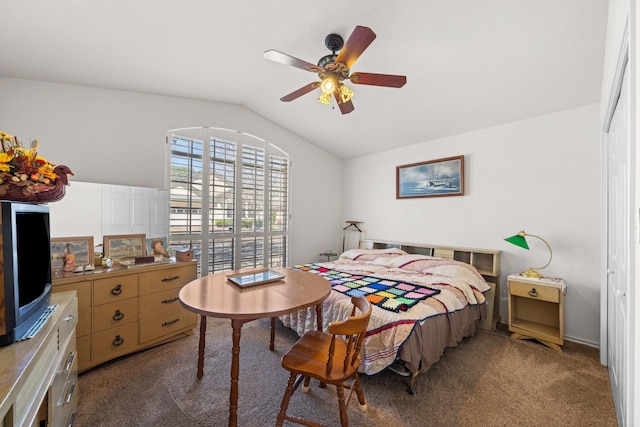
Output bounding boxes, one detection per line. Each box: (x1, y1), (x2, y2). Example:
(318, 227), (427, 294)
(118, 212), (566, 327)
(0, 201), (52, 347)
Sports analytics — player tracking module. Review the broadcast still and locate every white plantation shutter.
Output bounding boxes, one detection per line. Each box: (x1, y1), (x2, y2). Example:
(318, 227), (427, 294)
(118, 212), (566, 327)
(167, 128), (289, 277)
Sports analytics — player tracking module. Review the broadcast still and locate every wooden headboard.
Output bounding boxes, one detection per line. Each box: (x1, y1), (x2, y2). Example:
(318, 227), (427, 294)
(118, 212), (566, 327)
(359, 238), (502, 329)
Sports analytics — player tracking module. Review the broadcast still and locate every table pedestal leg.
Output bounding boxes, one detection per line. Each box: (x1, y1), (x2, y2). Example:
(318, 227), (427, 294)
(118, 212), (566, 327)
(229, 319), (244, 427)
(197, 315), (207, 378)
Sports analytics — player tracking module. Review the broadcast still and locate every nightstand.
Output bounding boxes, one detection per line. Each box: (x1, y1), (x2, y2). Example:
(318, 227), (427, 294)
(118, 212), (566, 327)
(507, 274), (566, 353)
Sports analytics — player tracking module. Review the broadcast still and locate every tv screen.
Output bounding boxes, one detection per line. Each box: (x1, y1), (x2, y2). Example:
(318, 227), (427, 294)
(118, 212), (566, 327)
(15, 211), (51, 308)
(0, 201), (52, 347)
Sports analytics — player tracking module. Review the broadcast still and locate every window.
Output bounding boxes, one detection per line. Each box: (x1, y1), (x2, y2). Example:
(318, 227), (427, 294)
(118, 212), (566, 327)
(167, 127), (289, 277)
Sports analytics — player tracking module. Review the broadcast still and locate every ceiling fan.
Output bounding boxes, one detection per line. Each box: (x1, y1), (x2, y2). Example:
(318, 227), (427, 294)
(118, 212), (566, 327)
(264, 25), (407, 114)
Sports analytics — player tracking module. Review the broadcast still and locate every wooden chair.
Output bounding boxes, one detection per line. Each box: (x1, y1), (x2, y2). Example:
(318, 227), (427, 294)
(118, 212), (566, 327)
(275, 296), (372, 427)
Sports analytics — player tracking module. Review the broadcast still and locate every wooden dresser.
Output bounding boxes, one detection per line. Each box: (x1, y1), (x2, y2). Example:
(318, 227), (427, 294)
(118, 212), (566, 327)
(52, 261), (198, 372)
(0, 291), (78, 427)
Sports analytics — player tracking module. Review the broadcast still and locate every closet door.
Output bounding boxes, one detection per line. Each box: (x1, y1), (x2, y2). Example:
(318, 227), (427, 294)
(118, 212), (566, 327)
(605, 60), (630, 427)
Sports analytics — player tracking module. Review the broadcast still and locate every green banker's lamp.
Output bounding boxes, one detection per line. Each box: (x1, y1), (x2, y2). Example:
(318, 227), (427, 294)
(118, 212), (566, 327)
(504, 230), (552, 279)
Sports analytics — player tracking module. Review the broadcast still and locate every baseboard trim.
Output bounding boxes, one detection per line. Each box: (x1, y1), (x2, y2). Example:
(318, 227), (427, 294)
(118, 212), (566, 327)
(495, 321), (600, 349)
(564, 335), (599, 349)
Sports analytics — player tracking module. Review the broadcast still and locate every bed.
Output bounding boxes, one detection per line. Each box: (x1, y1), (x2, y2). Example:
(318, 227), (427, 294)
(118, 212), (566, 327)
(279, 239), (501, 394)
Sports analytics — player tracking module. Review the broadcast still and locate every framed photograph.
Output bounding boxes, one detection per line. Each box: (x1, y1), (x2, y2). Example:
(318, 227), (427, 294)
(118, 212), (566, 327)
(103, 234), (147, 261)
(51, 236), (94, 271)
(147, 236), (169, 260)
(396, 155), (464, 199)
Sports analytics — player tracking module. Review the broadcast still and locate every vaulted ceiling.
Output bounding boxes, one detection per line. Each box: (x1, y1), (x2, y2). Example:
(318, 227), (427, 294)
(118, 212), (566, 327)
(0, 1), (609, 159)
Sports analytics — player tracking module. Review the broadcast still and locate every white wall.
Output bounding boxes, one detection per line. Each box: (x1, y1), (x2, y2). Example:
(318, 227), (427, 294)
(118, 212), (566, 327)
(343, 104), (601, 346)
(0, 77), (344, 265)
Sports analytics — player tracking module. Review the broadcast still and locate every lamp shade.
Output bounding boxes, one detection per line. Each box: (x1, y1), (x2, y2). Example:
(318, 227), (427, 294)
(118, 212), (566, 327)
(504, 232), (529, 250)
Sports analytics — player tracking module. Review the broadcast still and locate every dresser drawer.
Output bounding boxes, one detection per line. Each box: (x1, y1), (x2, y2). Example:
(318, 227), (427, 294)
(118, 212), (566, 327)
(93, 298), (138, 332)
(50, 341), (78, 427)
(509, 281), (559, 303)
(139, 288), (182, 319)
(139, 264), (197, 295)
(93, 322), (139, 361)
(58, 296), (78, 346)
(54, 281), (92, 309)
(139, 306), (196, 343)
(94, 275), (139, 305)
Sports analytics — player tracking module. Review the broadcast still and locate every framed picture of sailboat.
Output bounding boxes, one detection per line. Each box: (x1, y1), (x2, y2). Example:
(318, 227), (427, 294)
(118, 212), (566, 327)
(396, 155), (464, 199)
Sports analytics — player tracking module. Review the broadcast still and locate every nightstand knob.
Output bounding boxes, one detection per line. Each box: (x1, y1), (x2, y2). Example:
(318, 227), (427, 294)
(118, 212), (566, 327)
(528, 288), (538, 297)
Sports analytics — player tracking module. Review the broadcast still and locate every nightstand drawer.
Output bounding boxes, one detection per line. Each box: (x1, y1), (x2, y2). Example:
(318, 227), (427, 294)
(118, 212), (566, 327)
(509, 281), (559, 303)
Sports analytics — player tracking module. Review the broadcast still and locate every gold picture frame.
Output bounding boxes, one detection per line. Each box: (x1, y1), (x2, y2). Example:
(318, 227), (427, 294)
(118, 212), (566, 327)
(396, 155), (464, 199)
(103, 234), (147, 261)
(51, 236), (94, 272)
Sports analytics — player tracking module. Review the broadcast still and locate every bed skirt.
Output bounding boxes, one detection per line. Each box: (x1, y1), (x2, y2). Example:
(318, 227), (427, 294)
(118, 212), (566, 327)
(397, 302), (486, 375)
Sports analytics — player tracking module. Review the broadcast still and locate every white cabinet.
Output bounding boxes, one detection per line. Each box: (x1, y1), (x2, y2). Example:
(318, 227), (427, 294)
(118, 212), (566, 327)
(0, 292), (78, 427)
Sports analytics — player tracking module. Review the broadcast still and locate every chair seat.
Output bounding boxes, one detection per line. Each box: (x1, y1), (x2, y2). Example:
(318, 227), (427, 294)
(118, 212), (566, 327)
(282, 330), (359, 383)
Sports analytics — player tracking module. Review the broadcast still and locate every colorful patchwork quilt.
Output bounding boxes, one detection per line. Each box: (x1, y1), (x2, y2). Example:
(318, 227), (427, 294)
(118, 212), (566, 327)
(280, 248), (491, 375)
(294, 264), (441, 313)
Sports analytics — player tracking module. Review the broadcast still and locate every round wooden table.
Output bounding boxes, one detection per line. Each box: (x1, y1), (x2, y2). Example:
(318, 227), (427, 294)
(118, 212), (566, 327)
(179, 267), (331, 427)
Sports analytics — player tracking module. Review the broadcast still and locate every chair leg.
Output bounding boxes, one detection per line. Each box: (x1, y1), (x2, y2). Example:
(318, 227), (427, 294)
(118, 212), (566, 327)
(276, 372), (297, 427)
(302, 375), (311, 392)
(352, 373), (367, 410)
(336, 384), (349, 427)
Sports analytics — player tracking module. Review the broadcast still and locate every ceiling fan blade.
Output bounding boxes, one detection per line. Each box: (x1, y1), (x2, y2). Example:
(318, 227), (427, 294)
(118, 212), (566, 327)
(335, 26), (377, 69)
(280, 82), (320, 102)
(333, 91), (355, 114)
(350, 72), (407, 88)
(264, 50), (321, 73)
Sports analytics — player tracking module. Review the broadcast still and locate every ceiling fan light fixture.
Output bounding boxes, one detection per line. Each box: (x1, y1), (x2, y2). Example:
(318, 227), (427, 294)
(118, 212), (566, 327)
(318, 92), (331, 105)
(320, 77), (336, 95)
(339, 83), (353, 103)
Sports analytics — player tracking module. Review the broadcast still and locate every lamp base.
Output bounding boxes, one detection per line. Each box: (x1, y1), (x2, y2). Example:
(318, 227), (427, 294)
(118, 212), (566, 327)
(520, 268), (543, 279)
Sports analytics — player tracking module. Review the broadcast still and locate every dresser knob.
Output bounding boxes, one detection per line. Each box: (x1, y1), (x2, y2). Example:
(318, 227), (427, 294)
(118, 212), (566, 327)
(111, 284), (122, 295)
(528, 288), (538, 297)
(113, 309), (125, 321)
(113, 335), (124, 346)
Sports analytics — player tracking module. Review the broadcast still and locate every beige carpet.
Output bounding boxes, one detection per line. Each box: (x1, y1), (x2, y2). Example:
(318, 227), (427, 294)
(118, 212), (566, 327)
(74, 317), (617, 427)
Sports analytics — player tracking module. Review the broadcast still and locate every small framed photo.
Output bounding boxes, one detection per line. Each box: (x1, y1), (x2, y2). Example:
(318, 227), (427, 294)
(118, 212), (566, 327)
(147, 237), (169, 261)
(103, 234), (147, 261)
(396, 155), (464, 199)
(51, 236), (94, 272)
